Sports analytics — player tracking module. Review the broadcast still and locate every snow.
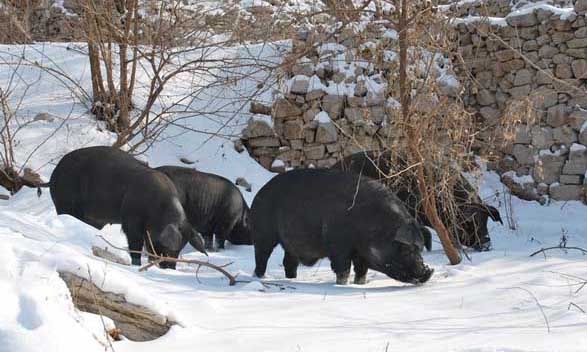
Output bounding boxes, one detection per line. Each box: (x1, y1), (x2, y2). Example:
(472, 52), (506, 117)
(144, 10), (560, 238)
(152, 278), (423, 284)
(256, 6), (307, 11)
(2, 42), (587, 352)
(451, 16), (509, 27)
(251, 113), (274, 128)
(570, 143), (587, 153)
(502, 171), (535, 185)
(509, 3), (575, 21)
(271, 159), (284, 168)
(313, 110), (331, 123)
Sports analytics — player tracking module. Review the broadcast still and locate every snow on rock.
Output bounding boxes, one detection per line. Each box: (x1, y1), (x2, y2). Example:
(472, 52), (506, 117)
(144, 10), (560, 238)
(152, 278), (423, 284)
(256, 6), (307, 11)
(570, 143), (587, 152)
(313, 110), (331, 123)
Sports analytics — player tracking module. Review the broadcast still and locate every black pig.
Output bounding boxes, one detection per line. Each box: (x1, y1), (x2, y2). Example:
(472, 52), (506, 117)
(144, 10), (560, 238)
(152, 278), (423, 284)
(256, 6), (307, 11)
(251, 168), (433, 285)
(47, 146), (207, 268)
(156, 166), (252, 251)
(333, 150), (502, 251)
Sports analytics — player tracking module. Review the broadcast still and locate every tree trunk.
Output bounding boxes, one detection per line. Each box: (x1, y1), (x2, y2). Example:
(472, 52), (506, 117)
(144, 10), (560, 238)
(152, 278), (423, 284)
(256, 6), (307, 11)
(397, 0), (461, 265)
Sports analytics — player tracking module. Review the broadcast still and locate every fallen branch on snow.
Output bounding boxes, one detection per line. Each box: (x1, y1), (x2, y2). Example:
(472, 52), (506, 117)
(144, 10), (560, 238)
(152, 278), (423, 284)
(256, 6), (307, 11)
(59, 271), (176, 341)
(97, 235), (237, 286)
(529, 246), (587, 257)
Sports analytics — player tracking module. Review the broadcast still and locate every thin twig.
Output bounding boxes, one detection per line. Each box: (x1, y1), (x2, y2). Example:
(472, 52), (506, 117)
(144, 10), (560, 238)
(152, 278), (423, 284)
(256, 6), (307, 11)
(96, 235), (237, 285)
(529, 246), (587, 258)
(502, 287), (550, 333)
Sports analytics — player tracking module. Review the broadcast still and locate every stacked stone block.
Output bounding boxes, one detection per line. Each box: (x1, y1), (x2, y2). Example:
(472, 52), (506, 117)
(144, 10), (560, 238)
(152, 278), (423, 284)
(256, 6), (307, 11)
(456, 0), (587, 201)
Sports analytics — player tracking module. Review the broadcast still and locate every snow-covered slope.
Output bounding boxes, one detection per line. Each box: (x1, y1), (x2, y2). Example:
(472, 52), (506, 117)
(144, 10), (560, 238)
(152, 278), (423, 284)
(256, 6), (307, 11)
(0, 44), (586, 352)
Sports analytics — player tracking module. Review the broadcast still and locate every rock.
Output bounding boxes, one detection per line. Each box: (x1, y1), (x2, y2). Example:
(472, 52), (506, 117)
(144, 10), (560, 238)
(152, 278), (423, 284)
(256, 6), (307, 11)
(248, 137), (280, 148)
(316, 158), (338, 168)
(567, 38), (587, 48)
(326, 143), (341, 153)
(572, 59), (587, 78)
(509, 84), (531, 99)
(553, 126), (577, 145)
(303, 108), (320, 123)
(560, 174), (583, 185)
(569, 110), (587, 131)
(273, 98), (302, 118)
(306, 89), (326, 101)
(512, 144), (535, 165)
(303, 144), (326, 159)
(252, 147), (278, 157)
(531, 126), (554, 148)
(290, 77), (309, 95)
(315, 122), (338, 143)
(552, 31), (574, 44)
(347, 96), (365, 107)
(577, 0), (587, 14)
(321, 95), (345, 118)
(344, 107), (366, 122)
(549, 184), (583, 200)
(354, 79), (368, 97)
(369, 106), (385, 125)
(555, 64), (573, 79)
(580, 128), (587, 145)
(283, 120), (304, 139)
(495, 49), (515, 62)
(233, 140), (245, 153)
(366, 91), (385, 106)
(547, 104), (569, 127)
(523, 40), (538, 51)
(513, 69), (533, 86)
(531, 87), (558, 109)
(479, 107), (501, 122)
(533, 154), (565, 184)
(515, 126), (532, 144)
(33, 112), (56, 122)
(506, 12), (538, 27)
(576, 26), (587, 38)
(250, 101), (272, 115)
(477, 89), (496, 106)
(235, 177), (253, 192)
(562, 159), (587, 175)
(553, 53), (573, 65)
(502, 59), (525, 72)
(538, 45), (559, 58)
(290, 139), (303, 150)
(535, 69), (553, 84)
(304, 129), (315, 143)
(291, 62), (314, 77)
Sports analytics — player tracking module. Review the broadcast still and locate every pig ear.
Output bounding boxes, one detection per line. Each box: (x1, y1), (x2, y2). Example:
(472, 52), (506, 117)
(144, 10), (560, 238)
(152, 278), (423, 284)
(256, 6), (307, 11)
(485, 205), (503, 225)
(395, 224), (424, 251)
(420, 226), (433, 252)
(188, 229), (208, 256)
(160, 224), (183, 252)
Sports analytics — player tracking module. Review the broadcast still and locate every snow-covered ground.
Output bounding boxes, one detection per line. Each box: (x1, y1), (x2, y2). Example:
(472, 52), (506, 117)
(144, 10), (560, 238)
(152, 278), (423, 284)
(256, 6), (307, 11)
(1, 44), (586, 352)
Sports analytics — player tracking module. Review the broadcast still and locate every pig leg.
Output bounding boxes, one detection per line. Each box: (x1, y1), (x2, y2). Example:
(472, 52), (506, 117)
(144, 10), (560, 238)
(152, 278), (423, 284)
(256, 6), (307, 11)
(283, 250), (299, 279)
(203, 233), (214, 251)
(215, 236), (225, 250)
(122, 217), (145, 266)
(352, 255), (369, 285)
(254, 241), (277, 278)
(330, 255), (352, 285)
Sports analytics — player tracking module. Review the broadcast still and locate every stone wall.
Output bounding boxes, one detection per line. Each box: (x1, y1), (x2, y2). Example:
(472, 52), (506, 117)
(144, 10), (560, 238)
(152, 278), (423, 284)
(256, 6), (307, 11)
(242, 1), (587, 203)
(456, 1), (587, 202)
(240, 23), (404, 173)
(0, 0), (84, 43)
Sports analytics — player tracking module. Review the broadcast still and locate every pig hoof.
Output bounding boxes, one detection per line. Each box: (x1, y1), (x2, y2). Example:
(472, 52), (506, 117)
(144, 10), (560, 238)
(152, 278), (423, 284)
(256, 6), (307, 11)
(285, 271), (297, 279)
(335, 271), (350, 285)
(354, 276), (367, 285)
